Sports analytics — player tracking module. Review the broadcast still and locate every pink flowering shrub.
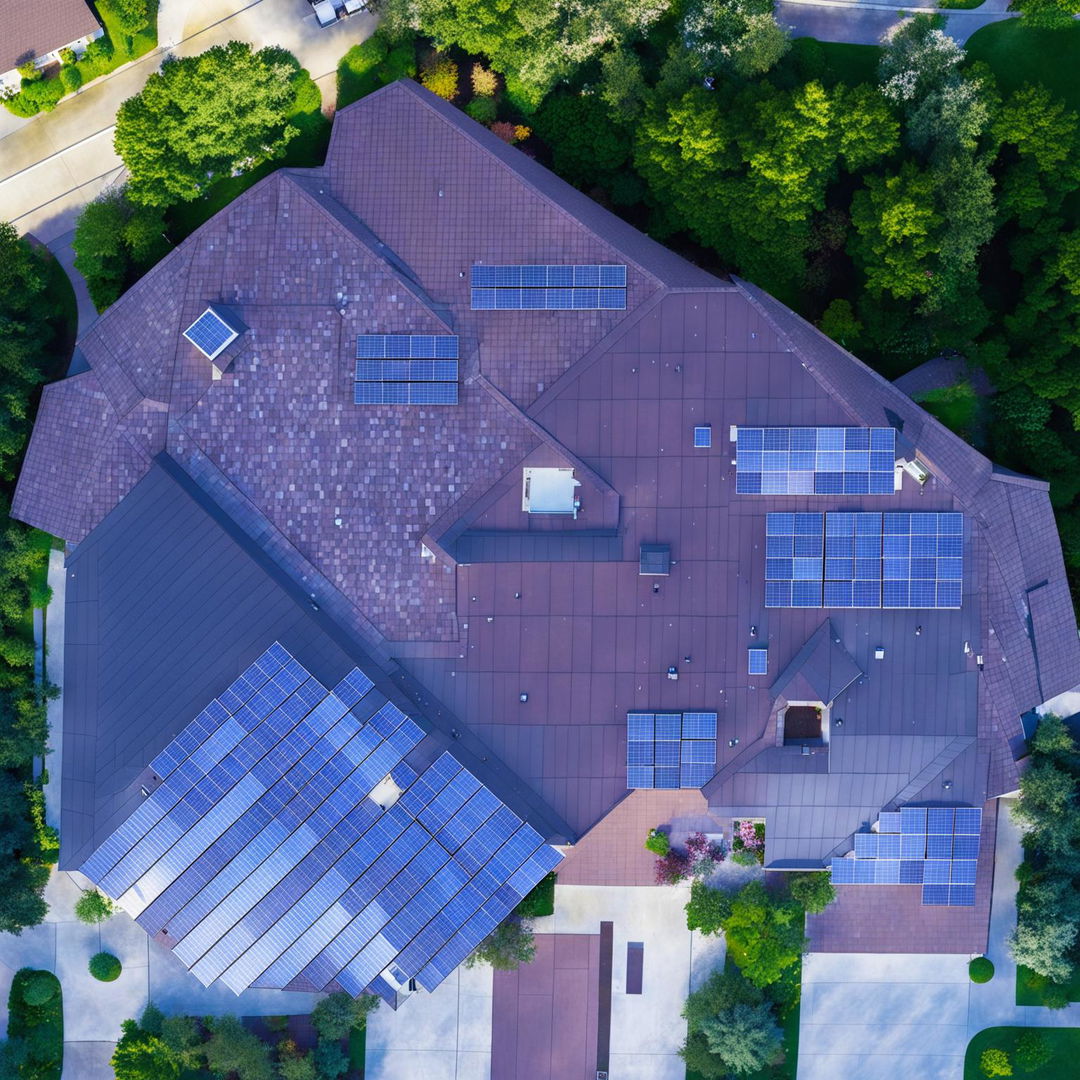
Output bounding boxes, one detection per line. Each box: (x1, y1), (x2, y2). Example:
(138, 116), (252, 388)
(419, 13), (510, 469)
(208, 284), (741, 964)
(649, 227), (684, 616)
(654, 832), (725, 885)
(654, 850), (691, 885)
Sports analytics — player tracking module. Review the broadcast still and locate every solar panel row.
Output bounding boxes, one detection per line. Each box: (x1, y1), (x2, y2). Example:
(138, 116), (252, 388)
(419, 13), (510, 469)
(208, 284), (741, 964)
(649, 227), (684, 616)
(470, 264), (627, 288)
(79, 644), (562, 998)
(736, 427), (896, 496)
(765, 512), (964, 610)
(354, 382), (459, 405)
(355, 335), (459, 359)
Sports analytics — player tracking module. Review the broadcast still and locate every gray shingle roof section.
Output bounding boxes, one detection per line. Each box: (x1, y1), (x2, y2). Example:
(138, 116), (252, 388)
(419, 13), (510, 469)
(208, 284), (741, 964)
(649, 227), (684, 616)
(0, 0), (100, 74)
(770, 621), (863, 705)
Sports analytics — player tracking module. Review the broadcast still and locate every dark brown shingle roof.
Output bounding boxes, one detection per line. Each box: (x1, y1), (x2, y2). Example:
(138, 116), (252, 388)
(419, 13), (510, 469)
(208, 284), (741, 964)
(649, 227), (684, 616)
(0, 0), (100, 74)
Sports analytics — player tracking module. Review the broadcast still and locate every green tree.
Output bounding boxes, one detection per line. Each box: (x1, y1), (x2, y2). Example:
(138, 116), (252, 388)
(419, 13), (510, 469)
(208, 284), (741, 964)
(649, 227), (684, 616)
(599, 48), (647, 124)
(21, 971), (57, 1006)
(277, 1044), (318, 1080)
(818, 299), (863, 347)
(681, 0), (790, 78)
(879, 15), (963, 105)
(465, 915), (536, 971)
(1010, 0), (1079, 27)
(203, 1015), (274, 1080)
(722, 881), (806, 988)
(74, 888), (115, 924)
(685, 881), (733, 935)
(1009, 918), (1077, 984)
(534, 91), (633, 192)
(699, 1001), (782, 1075)
(788, 871), (836, 914)
(112, 1018), (182, 1080)
(106, 0), (152, 35)
(310, 992), (379, 1040)
(312, 1040), (349, 1079)
(115, 42), (303, 207)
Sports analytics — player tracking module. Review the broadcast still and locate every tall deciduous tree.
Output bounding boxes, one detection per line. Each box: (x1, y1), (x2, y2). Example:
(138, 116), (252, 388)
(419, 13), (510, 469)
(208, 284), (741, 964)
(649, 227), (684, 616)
(681, 0), (790, 79)
(115, 42), (302, 207)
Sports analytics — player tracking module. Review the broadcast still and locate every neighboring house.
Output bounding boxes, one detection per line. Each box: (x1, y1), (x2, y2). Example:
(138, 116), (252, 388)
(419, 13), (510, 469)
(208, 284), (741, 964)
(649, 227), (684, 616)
(0, 0), (102, 92)
(13, 80), (1080, 1009)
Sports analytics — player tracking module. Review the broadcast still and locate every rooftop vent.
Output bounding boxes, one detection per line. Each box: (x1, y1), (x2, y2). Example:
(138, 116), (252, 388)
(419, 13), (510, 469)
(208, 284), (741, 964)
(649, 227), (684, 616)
(639, 543), (671, 576)
(182, 306), (240, 371)
(522, 467), (580, 517)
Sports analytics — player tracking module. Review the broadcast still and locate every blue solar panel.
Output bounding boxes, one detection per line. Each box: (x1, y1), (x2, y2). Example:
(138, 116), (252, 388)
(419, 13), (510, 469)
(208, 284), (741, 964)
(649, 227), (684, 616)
(949, 885), (976, 906)
(824, 512), (882, 609)
(79, 644), (562, 997)
(736, 427), (895, 496)
(923, 859), (951, 885)
(748, 649), (768, 676)
(653, 741), (680, 766)
(882, 513), (964, 608)
(922, 884), (950, 905)
(765, 513), (824, 609)
(874, 860), (900, 883)
(952, 835), (980, 860)
(355, 358), (459, 383)
(951, 860), (977, 885)
(627, 713), (655, 741)
(954, 807), (982, 835)
(654, 766), (681, 790)
(899, 860), (924, 884)
(901, 834), (926, 860)
(877, 833), (901, 859)
(356, 335), (459, 360)
(854, 860), (876, 884)
(627, 743), (653, 765)
(926, 834), (952, 859)
(900, 807), (927, 834)
(927, 807), (955, 834)
(693, 426), (712, 448)
(681, 712), (718, 740)
(854, 833), (878, 858)
(354, 382), (459, 405)
(183, 308), (238, 359)
(877, 812), (901, 834)
(680, 763), (714, 787)
(680, 740), (715, 763)
(470, 265), (626, 309)
(655, 714), (682, 740)
(830, 858), (854, 884)
(626, 766), (654, 789)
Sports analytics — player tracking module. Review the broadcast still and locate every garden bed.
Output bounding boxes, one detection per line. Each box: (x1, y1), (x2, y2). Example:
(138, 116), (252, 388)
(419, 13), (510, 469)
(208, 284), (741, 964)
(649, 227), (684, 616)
(7, 969), (63, 1079)
(965, 1026), (1080, 1079)
(1015, 963), (1080, 1007)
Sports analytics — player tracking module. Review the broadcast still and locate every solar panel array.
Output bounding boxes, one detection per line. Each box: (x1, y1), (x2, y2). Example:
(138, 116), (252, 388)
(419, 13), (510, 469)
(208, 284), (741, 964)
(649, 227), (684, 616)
(626, 711), (717, 790)
(183, 308), (238, 360)
(829, 805), (982, 906)
(353, 335), (459, 406)
(765, 512), (963, 609)
(80, 644), (561, 999)
(736, 427), (896, 495)
(470, 265), (627, 310)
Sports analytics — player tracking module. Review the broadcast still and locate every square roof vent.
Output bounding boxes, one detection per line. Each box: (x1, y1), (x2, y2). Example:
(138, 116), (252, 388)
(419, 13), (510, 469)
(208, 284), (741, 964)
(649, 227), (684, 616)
(183, 307), (239, 362)
(639, 543), (671, 576)
(522, 467), (580, 516)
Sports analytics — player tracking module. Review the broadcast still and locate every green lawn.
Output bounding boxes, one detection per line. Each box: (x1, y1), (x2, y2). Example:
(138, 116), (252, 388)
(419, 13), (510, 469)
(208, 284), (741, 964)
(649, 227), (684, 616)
(348, 1022), (366, 1074)
(966, 20), (1080, 113)
(1015, 963), (1080, 1006)
(814, 41), (881, 85)
(965, 1026), (1080, 1079)
(92, 0), (159, 65)
(915, 381), (982, 442)
(515, 872), (556, 917)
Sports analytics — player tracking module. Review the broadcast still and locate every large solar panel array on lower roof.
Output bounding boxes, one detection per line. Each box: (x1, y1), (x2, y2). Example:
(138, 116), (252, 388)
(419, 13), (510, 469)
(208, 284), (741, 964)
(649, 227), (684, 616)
(79, 644), (560, 1000)
(829, 805), (981, 906)
(627, 711), (717, 790)
(736, 427), (896, 495)
(353, 335), (459, 406)
(765, 512), (963, 609)
(470, 265), (627, 310)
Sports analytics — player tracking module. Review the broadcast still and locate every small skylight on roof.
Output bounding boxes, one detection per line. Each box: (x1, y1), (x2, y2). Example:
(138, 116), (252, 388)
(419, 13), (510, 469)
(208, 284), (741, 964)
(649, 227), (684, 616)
(183, 307), (238, 361)
(522, 467), (580, 517)
(693, 426), (712, 448)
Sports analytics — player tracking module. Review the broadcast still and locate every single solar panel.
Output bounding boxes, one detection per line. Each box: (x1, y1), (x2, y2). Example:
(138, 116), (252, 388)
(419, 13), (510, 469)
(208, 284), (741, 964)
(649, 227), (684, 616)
(627, 766), (655, 789)
(830, 858), (855, 884)
(183, 308), (238, 360)
(948, 885), (976, 906)
(900, 806), (928, 834)
(877, 812), (902, 834)
(954, 807), (982, 835)
(854, 833), (878, 859)
(922, 883), (950, 906)
(748, 648), (768, 676)
(693, 426), (712, 448)
(877, 833), (901, 859)
(681, 712), (718, 740)
(679, 763), (714, 788)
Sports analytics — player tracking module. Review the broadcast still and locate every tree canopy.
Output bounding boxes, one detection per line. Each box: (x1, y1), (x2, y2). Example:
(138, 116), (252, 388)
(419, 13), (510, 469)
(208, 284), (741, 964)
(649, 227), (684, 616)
(115, 42), (303, 206)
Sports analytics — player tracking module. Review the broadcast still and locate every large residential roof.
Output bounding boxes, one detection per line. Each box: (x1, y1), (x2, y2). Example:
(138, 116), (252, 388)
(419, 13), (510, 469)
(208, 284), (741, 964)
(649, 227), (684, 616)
(0, 0), (100, 74)
(16, 81), (1080, 957)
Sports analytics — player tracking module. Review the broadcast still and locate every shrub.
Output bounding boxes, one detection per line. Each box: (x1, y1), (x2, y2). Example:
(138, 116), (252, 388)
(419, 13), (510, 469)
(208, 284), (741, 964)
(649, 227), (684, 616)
(465, 96), (497, 124)
(203, 1015), (273, 1080)
(471, 63), (497, 97)
(685, 831), (724, 877)
(490, 121), (516, 143)
(685, 881), (733, 936)
(731, 849), (759, 866)
(723, 880), (807, 988)
(1015, 1030), (1052, 1071)
(514, 125), (531, 143)
(75, 889), (114, 924)
(265, 1014), (289, 1033)
(8, 969), (62, 1078)
(89, 952), (122, 982)
(420, 55), (458, 101)
(465, 915), (535, 970)
(515, 871), (556, 917)
(311, 991), (379, 1040)
(980, 1047), (1011, 1077)
(968, 956), (994, 983)
(59, 65), (82, 94)
(644, 828), (670, 856)
(17, 61), (40, 81)
(654, 849), (691, 885)
(789, 871), (836, 915)
(22, 971), (57, 1007)
(313, 1039), (349, 1079)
